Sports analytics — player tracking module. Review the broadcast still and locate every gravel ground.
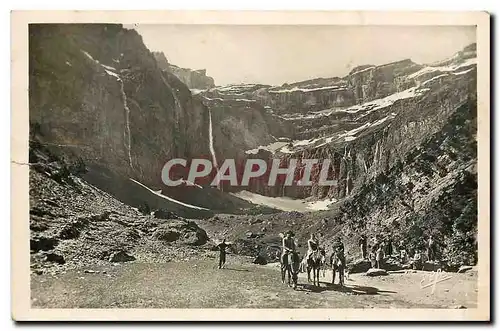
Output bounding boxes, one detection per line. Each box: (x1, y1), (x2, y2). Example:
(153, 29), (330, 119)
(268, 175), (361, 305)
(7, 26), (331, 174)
(31, 257), (477, 309)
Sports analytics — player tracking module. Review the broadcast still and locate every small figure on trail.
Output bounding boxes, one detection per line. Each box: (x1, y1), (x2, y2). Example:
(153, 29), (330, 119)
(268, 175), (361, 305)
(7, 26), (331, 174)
(369, 246), (377, 268)
(385, 235), (393, 257)
(411, 249), (423, 270)
(400, 247), (408, 264)
(217, 238), (230, 269)
(358, 234), (367, 259)
(427, 235), (436, 261)
(376, 244), (384, 269)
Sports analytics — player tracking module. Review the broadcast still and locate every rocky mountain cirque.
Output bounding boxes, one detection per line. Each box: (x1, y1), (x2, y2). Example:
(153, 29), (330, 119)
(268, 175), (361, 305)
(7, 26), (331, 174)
(28, 23), (477, 271)
(198, 44), (477, 201)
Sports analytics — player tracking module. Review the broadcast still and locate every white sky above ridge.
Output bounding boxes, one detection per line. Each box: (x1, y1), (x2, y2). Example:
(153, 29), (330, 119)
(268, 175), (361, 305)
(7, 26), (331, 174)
(128, 24), (476, 86)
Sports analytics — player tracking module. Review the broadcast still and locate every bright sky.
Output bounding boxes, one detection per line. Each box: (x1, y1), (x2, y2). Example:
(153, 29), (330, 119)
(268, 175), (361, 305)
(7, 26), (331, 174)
(129, 24), (476, 86)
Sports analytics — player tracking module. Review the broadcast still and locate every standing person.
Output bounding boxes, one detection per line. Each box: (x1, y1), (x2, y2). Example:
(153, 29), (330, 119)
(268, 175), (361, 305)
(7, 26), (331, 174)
(412, 249), (423, 270)
(217, 238), (230, 269)
(358, 234), (367, 259)
(385, 235), (393, 257)
(399, 239), (408, 264)
(376, 244), (384, 269)
(427, 235), (435, 261)
(369, 246), (377, 268)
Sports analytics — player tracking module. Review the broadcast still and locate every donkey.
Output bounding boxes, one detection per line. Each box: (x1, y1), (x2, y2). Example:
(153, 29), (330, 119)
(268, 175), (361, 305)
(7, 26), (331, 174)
(281, 251), (300, 290)
(307, 248), (324, 287)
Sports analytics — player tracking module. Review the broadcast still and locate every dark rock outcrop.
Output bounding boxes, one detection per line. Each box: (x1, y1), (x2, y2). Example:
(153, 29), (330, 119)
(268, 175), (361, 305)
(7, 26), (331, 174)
(45, 253), (66, 264)
(253, 255), (268, 265)
(109, 251), (136, 262)
(152, 220), (209, 246)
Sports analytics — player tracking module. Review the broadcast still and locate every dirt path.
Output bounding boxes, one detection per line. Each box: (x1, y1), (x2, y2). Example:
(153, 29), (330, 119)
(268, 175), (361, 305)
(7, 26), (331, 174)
(31, 257), (477, 309)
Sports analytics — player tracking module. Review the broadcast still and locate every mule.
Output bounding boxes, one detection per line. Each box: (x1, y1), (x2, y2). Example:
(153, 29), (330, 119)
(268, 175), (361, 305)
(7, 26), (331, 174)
(281, 251), (300, 290)
(307, 249), (323, 287)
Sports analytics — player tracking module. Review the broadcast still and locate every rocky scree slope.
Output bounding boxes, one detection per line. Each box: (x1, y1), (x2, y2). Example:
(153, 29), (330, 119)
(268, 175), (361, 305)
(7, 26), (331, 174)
(29, 136), (213, 274)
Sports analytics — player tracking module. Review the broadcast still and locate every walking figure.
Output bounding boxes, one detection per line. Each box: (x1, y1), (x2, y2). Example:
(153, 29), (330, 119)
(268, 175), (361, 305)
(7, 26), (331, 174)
(217, 238), (230, 269)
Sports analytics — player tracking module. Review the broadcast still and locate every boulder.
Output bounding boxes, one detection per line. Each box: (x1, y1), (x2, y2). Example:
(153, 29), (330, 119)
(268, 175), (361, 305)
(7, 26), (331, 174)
(30, 236), (58, 252)
(253, 255), (268, 265)
(91, 211), (111, 222)
(347, 258), (372, 274)
(250, 218), (264, 225)
(383, 257), (403, 271)
(457, 265), (473, 273)
(422, 261), (446, 272)
(153, 209), (178, 219)
(152, 229), (181, 242)
(45, 252), (65, 264)
(366, 268), (388, 276)
(246, 231), (258, 238)
(151, 220), (208, 246)
(109, 251), (135, 263)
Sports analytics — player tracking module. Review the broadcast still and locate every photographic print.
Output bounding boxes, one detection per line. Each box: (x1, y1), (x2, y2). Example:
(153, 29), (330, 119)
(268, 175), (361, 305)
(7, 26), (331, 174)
(11, 11), (490, 321)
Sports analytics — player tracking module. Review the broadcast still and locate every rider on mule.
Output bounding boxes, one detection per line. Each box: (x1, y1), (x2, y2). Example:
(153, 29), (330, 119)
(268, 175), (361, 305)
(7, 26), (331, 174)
(332, 236), (345, 254)
(306, 233), (319, 261)
(281, 230), (296, 263)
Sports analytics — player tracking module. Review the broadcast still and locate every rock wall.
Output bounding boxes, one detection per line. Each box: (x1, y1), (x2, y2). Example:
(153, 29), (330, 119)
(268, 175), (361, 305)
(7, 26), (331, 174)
(29, 24), (213, 207)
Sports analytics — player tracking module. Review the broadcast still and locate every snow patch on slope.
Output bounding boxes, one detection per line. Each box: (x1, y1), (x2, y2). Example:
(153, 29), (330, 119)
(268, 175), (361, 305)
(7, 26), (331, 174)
(231, 190), (337, 212)
(129, 178), (209, 210)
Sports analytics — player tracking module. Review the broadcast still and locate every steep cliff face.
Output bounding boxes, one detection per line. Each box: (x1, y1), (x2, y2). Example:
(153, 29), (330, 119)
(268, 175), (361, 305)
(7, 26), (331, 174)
(197, 89), (294, 162)
(28, 24), (233, 213)
(152, 51), (215, 89)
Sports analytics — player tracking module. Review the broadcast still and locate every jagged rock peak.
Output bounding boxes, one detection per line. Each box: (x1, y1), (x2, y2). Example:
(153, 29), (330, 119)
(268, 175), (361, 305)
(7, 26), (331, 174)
(151, 51), (216, 89)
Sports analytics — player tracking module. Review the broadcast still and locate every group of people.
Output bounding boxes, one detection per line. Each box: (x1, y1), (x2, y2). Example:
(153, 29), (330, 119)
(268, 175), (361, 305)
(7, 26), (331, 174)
(358, 233), (439, 269)
(216, 229), (439, 272)
(358, 234), (389, 269)
(281, 231), (345, 269)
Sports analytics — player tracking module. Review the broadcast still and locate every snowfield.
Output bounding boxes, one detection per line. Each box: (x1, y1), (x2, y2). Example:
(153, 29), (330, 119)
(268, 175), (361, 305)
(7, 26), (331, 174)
(282, 86), (429, 121)
(269, 85), (348, 94)
(231, 190), (337, 212)
(408, 57), (476, 79)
